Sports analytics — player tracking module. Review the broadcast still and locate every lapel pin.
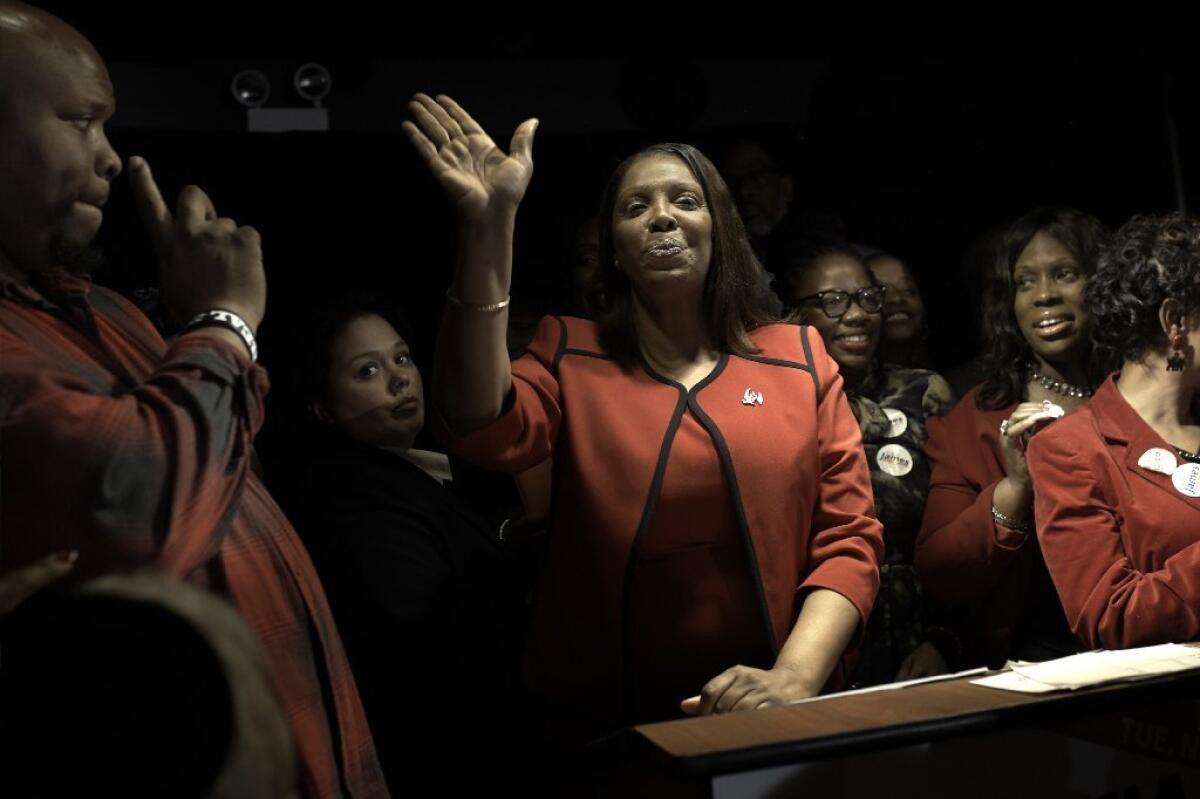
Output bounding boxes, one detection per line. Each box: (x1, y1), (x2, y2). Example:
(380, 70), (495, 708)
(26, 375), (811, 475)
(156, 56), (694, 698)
(1172, 463), (1200, 498)
(876, 444), (914, 477)
(1137, 448), (1178, 477)
(882, 407), (908, 438)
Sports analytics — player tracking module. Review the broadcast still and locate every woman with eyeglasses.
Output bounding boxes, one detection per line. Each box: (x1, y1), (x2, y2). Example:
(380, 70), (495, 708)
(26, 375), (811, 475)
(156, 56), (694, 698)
(780, 242), (955, 685)
(914, 207), (1111, 668)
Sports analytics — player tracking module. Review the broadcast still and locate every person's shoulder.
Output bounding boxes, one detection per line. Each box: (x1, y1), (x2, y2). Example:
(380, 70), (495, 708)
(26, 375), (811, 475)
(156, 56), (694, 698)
(522, 315), (611, 362)
(931, 386), (1008, 435)
(877, 364), (942, 390)
(947, 386), (994, 416)
(746, 321), (824, 361)
(557, 315), (605, 353)
(305, 442), (429, 496)
(886, 365), (954, 401)
(1029, 400), (1099, 452)
(870, 365), (952, 411)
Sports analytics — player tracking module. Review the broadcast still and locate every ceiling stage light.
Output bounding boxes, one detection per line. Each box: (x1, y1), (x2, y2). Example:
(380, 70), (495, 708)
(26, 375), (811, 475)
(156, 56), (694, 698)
(238, 64), (331, 133)
(231, 70), (271, 108)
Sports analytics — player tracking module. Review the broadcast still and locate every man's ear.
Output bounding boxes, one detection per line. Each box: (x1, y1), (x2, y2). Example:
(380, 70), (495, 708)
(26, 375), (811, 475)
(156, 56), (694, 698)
(1159, 297), (1186, 338)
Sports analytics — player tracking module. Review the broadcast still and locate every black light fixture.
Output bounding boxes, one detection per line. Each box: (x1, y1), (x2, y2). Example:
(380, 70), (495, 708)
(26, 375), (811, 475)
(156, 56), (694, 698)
(294, 63), (332, 108)
(237, 63), (331, 133)
(231, 70), (271, 109)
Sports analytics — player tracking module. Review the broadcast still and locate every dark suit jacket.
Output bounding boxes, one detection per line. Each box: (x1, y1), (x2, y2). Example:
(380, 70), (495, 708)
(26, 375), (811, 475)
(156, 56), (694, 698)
(296, 436), (526, 791)
(1028, 376), (1200, 649)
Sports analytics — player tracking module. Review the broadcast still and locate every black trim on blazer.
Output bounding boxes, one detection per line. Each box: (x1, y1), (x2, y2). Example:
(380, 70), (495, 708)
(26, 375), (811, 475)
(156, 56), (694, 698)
(688, 368), (779, 658)
(549, 315), (570, 373)
(549, 316), (614, 369)
(620, 355), (691, 720)
(798, 325), (820, 399)
(737, 354), (814, 372)
(559, 348), (614, 363)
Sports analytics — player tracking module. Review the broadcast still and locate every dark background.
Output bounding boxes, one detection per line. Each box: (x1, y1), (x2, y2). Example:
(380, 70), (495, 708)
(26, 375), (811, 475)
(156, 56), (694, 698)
(36, 4), (1197, 472)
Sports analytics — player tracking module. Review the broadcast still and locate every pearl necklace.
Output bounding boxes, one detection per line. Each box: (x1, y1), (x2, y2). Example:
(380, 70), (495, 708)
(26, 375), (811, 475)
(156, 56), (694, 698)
(1027, 365), (1093, 399)
(1174, 446), (1200, 465)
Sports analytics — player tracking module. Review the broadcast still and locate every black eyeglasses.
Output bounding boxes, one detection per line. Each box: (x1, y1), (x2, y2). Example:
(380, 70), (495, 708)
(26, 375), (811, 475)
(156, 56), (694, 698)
(795, 287), (886, 319)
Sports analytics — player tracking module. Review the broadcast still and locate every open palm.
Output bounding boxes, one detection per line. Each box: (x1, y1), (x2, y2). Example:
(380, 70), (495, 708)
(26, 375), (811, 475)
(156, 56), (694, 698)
(403, 93), (537, 219)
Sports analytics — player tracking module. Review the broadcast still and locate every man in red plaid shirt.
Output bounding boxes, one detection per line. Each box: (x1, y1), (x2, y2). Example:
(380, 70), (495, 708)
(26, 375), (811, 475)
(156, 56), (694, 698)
(0, 3), (388, 795)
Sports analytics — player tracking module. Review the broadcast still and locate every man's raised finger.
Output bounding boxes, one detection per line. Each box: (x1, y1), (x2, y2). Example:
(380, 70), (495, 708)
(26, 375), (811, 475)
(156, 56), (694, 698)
(127, 156), (172, 256)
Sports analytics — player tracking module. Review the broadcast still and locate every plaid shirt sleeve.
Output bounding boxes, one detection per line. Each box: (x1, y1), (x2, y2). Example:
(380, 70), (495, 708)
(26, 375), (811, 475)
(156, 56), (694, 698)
(1, 314), (268, 578)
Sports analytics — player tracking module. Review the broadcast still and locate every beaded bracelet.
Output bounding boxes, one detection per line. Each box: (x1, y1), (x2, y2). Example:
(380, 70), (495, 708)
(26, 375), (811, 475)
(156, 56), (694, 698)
(991, 505), (1032, 532)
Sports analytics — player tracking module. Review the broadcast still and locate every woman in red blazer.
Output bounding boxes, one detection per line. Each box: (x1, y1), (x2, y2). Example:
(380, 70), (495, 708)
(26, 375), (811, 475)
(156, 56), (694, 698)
(1028, 213), (1200, 649)
(915, 207), (1111, 667)
(401, 94), (883, 728)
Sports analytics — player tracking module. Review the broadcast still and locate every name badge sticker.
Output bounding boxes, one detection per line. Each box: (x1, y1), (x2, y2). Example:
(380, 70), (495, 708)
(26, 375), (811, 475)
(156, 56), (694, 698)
(1172, 463), (1200, 498)
(1137, 447), (1178, 477)
(882, 408), (908, 438)
(876, 444), (914, 477)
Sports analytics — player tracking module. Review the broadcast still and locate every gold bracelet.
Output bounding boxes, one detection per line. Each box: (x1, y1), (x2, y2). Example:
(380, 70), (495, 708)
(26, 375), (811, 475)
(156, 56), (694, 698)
(444, 290), (510, 313)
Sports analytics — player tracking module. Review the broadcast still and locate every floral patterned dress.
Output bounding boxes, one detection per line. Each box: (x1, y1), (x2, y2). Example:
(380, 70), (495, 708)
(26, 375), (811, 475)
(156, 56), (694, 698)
(847, 365), (955, 685)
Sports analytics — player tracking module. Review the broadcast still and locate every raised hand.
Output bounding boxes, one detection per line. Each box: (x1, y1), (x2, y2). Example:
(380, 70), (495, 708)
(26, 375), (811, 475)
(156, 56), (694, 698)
(128, 156), (266, 331)
(402, 93), (537, 221)
(999, 400), (1062, 485)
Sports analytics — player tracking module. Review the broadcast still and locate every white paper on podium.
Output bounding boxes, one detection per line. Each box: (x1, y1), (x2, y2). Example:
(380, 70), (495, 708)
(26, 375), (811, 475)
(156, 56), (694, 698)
(789, 667), (991, 705)
(971, 642), (1200, 694)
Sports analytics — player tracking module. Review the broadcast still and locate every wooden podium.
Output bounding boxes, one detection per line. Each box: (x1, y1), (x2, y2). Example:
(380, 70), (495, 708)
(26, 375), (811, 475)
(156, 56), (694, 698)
(585, 671), (1200, 797)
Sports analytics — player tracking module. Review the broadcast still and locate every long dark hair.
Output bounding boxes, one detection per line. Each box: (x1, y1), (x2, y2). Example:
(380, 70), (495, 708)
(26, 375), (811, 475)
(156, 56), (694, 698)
(593, 143), (778, 364)
(976, 207), (1111, 410)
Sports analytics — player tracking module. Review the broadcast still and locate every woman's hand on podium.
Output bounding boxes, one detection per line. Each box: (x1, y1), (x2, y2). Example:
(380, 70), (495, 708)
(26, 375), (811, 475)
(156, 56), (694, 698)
(681, 663), (819, 716)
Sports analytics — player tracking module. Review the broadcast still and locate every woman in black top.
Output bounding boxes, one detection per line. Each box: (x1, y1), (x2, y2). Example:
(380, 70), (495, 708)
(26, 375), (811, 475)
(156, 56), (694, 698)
(779, 243), (956, 684)
(294, 294), (527, 793)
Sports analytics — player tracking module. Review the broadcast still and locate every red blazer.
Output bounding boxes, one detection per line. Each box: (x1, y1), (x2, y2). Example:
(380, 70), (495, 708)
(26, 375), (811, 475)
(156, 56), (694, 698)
(1027, 376), (1200, 649)
(915, 388), (1073, 665)
(436, 316), (883, 721)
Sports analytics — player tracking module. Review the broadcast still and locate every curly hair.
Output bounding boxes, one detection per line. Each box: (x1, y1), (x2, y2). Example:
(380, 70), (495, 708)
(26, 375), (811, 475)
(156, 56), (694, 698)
(1086, 212), (1200, 364)
(976, 207), (1112, 410)
(594, 143), (778, 364)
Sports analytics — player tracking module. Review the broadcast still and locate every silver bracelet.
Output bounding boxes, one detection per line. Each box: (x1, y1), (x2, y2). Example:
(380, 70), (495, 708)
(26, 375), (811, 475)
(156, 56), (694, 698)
(445, 290), (510, 313)
(185, 309), (258, 362)
(991, 505), (1032, 532)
